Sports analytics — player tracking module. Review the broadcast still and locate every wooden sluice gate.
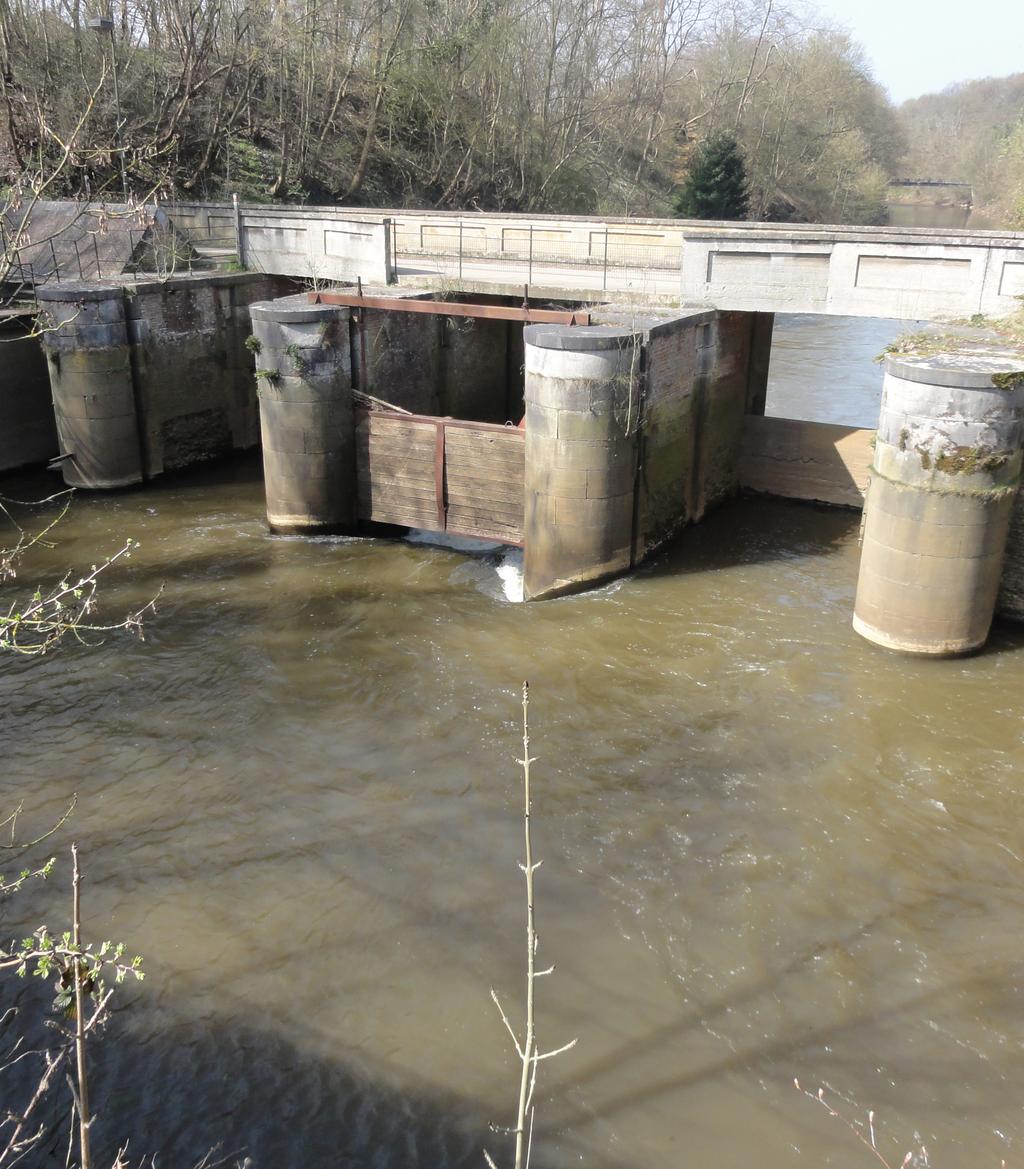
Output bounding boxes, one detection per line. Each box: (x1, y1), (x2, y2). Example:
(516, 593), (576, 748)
(355, 409), (525, 546)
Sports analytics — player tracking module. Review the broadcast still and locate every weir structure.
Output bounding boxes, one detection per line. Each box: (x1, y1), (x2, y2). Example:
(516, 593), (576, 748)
(247, 287), (774, 600)
(6, 200), (1024, 650)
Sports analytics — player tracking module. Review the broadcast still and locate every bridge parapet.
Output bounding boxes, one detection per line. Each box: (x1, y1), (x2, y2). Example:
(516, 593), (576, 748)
(680, 225), (1024, 320)
(168, 202), (1024, 317)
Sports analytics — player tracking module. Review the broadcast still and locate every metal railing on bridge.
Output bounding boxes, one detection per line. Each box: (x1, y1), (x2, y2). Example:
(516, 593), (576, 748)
(1, 219), (238, 290)
(389, 220), (682, 290)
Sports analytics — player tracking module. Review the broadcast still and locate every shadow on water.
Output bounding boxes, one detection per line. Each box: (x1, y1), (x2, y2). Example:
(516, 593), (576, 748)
(641, 495), (861, 581)
(6, 981), (495, 1169)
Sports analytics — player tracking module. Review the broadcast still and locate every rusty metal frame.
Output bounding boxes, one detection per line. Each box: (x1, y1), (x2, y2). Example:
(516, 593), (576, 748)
(310, 290), (590, 326)
(434, 418), (446, 531)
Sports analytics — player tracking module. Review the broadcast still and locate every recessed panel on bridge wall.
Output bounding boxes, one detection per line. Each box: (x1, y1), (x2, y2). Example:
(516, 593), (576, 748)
(854, 255), (971, 293)
(420, 224), (487, 252)
(323, 226), (375, 257)
(245, 224), (308, 254)
(705, 250), (831, 308)
(501, 226), (573, 256)
(999, 261), (1024, 298)
(589, 231), (679, 266)
(196, 214), (234, 245)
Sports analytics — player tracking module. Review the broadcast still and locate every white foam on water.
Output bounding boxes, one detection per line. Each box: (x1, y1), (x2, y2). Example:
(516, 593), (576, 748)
(406, 529), (525, 602)
(495, 549), (524, 603)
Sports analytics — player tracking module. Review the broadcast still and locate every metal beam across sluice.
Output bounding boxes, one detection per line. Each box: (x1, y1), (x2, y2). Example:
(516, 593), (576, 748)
(308, 290), (590, 326)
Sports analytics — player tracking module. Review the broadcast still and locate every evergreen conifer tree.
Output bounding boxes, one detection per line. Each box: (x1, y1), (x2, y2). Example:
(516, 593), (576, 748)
(675, 132), (750, 220)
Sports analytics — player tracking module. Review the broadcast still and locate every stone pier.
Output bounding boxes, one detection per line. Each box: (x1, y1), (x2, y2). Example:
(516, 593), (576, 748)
(522, 325), (641, 600)
(854, 351), (1024, 655)
(38, 283), (143, 488)
(250, 297), (355, 533)
(36, 272), (284, 488)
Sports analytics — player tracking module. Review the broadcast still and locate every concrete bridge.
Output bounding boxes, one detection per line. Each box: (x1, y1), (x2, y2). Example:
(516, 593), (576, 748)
(167, 201), (1024, 321)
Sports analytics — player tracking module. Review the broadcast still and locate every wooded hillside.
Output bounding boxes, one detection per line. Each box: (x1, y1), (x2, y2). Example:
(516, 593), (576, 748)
(1, 0), (907, 224)
(898, 74), (1024, 226)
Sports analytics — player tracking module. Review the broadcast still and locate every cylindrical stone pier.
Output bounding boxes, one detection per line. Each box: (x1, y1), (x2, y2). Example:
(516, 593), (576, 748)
(250, 296), (355, 533)
(854, 353), (1024, 655)
(522, 325), (641, 601)
(37, 282), (143, 489)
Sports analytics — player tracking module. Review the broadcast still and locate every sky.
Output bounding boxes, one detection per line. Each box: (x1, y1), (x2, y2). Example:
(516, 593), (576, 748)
(804, 0), (1024, 105)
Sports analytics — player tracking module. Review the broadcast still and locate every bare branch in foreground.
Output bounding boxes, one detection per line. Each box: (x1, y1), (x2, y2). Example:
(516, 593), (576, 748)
(485, 683), (577, 1169)
(795, 1080), (930, 1169)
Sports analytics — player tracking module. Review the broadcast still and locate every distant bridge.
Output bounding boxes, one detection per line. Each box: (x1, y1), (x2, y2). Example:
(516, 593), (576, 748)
(889, 179), (973, 189)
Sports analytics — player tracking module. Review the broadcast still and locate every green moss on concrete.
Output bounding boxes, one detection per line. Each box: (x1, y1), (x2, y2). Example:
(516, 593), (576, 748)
(283, 343), (312, 375)
(871, 465), (1017, 500)
(912, 443), (1009, 475)
(878, 331), (942, 361)
(992, 371), (1024, 390)
(932, 445), (1010, 475)
(879, 307), (1024, 369)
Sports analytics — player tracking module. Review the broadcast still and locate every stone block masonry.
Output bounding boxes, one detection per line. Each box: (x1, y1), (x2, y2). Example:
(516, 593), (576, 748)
(628, 308), (772, 563)
(523, 326), (641, 600)
(522, 308), (772, 599)
(38, 284), (142, 488)
(36, 272), (288, 488)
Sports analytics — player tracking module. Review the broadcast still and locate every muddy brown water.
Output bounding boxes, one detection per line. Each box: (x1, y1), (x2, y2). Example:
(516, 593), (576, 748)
(3, 317), (1024, 1169)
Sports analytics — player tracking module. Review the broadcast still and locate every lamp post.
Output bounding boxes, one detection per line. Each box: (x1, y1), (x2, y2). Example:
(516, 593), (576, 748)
(86, 15), (129, 202)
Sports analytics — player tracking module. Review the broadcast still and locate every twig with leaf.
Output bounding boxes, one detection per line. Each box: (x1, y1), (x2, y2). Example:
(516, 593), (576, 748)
(0, 491), (161, 656)
(1, 834), (143, 1169)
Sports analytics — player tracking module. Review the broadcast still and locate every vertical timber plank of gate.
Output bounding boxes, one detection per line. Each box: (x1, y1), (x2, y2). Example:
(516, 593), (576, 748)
(435, 420), (447, 532)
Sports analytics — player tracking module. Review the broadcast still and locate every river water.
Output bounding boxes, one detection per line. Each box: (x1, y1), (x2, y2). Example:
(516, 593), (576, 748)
(3, 312), (1024, 1169)
(887, 205), (1002, 232)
